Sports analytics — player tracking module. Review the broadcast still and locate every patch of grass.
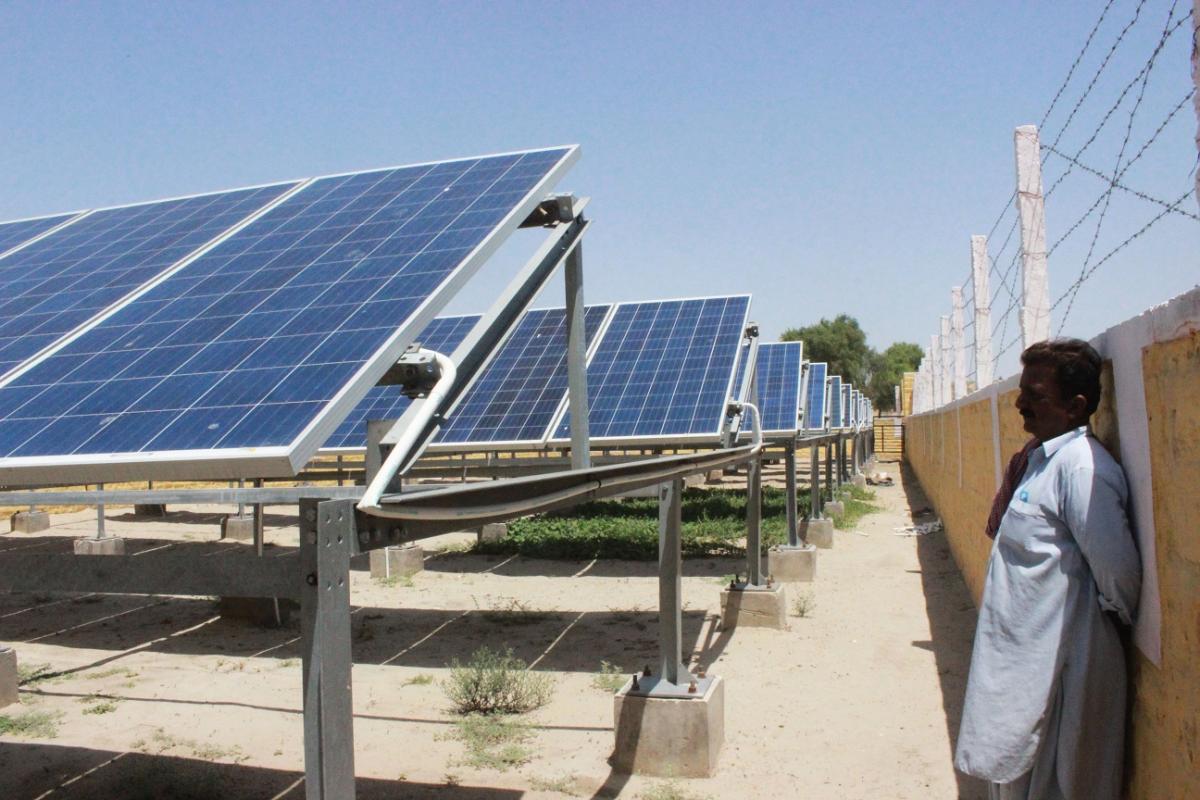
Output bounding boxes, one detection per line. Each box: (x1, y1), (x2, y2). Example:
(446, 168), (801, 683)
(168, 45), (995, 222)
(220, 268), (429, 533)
(17, 662), (57, 685)
(83, 667), (138, 681)
(591, 661), (626, 693)
(444, 646), (554, 715)
(81, 697), (118, 715)
(639, 780), (711, 800)
(831, 487), (881, 530)
(791, 591), (816, 618)
(375, 573), (414, 588)
(402, 673), (434, 687)
(480, 597), (553, 626)
(133, 728), (247, 763)
(473, 487), (800, 561)
(530, 774), (580, 795)
(451, 713), (535, 770)
(0, 708), (61, 738)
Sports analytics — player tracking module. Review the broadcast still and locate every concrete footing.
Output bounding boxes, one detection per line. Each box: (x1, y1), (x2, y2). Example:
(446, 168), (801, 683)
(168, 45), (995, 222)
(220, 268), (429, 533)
(73, 537), (125, 555)
(218, 597), (293, 627)
(612, 675), (724, 777)
(804, 518), (835, 549)
(825, 500), (845, 516)
(768, 545), (817, 582)
(852, 474), (867, 489)
(370, 545), (424, 580)
(720, 584), (788, 630)
(221, 515), (255, 542)
(705, 470), (724, 484)
(477, 523), (507, 544)
(9, 510), (50, 534)
(133, 504), (167, 517)
(0, 647), (18, 709)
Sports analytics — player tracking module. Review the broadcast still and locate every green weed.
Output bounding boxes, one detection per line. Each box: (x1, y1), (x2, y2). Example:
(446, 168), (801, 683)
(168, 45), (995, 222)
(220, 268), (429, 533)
(444, 646), (553, 715)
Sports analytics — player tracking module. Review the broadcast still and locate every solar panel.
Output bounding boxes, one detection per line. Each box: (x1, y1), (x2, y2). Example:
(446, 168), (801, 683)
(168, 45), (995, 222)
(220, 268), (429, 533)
(802, 362), (827, 431)
(841, 384), (852, 427)
(0, 185), (298, 379)
(0, 147), (577, 482)
(322, 314), (481, 449)
(434, 304), (611, 446)
(753, 342), (803, 433)
(828, 376), (843, 430)
(553, 296), (750, 442)
(0, 214), (78, 259)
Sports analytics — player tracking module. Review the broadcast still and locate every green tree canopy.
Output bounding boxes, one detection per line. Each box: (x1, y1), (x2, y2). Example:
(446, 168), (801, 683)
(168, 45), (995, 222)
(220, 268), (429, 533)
(781, 314), (921, 412)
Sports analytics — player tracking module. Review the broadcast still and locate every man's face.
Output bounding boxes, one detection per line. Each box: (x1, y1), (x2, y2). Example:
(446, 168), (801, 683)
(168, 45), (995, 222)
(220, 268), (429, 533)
(1015, 362), (1082, 442)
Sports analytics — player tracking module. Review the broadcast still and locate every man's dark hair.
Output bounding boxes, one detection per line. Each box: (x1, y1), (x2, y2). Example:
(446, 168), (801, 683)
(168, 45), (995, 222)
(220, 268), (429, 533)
(1021, 338), (1103, 415)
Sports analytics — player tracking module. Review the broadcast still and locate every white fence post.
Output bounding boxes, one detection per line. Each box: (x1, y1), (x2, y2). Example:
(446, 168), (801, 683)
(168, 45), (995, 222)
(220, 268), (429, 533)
(1015, 124), (1050, 348)
(939, 316), (953, 405)
(930, 334), (943, 408)
(951, 287), (967, 399)
(971, 235), (994, 387)
(1193, 0), (1200, 211)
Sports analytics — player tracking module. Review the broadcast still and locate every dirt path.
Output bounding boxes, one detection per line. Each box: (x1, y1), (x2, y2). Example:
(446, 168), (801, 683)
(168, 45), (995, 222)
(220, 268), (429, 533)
(0, 464), (986, 799)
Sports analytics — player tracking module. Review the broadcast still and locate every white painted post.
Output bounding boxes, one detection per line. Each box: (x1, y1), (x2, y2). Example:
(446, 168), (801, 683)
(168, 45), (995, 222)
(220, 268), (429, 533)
(1194, 0), (1200, 211)
(939, 316), (953, 405)
(930, 335), (943, 408)
(1014, 125), (1050, 347)
(951, 287), (967, 399)
(971, 235), (994, 387)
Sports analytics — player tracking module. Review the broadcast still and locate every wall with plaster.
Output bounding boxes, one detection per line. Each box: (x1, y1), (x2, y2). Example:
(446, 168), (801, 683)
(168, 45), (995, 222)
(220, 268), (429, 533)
(905, 286), (1200, 800)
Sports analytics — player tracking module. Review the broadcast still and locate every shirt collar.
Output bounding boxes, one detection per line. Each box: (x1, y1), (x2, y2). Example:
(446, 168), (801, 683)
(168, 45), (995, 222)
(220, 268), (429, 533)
(1040, 425), (1088, 458)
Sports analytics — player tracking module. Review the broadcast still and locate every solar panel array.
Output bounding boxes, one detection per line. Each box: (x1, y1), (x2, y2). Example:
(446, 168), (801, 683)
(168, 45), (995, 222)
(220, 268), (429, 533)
(841, 384), (852, 428)
(753, 342), (804, 433)
(802, 362), (828, 431)
(0, 147), (576, 481)
(553, 296), (749, 441)
(0, 214), (76, 258)
(323, 314), (481, 449)
(827, 376), (843, 431)
(434, 305), (610, 445)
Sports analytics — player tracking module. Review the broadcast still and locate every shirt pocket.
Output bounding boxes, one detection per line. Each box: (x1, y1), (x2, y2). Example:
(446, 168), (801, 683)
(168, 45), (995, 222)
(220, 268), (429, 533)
(999, 497), (1054, 557)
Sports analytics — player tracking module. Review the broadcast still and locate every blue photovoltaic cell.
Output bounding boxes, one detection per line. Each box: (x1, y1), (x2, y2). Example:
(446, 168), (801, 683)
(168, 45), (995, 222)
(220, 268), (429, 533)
(0, 186), (297, 377)
(803, 362), (827, 430)
(0, 214), (75, 257)
(828, 376), (842, 429)
(323, 314), (480, 448)
(755, 342), (803, 432)
(555, 296), (749, 440)
(841, 385), (852, 427)
(436, 304), (610, 445)
(0, 148), (572, 459)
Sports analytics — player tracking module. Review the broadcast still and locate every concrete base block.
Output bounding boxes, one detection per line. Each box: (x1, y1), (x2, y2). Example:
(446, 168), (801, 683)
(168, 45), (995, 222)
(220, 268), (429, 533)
(804, 518), (835, 549)
(852, 474), (867, 489)
(477, 523), (508, 544)
(0, 647), (17, 709)
(9, 510), (50, 534)
(370, 545), (424, 580)
(705, 470), (724, 484)
(825, 500), (845, 516)
(218, 596), (294, 628)
(720, 584), (788, 630)
(133, 503), (167, 517)
(221, 514), (255, 542)
(768, 545), (817, 582)
(613, 675), (724, 777)
(73, 537), (126, 555)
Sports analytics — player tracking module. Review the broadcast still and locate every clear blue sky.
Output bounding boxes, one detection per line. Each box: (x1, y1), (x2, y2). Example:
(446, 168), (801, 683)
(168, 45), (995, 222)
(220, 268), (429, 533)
(2, 1), (1195, 381)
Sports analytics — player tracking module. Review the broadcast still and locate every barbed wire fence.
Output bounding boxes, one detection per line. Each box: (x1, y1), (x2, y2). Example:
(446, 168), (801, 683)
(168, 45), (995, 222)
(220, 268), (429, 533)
(915, 0), (1198, 413)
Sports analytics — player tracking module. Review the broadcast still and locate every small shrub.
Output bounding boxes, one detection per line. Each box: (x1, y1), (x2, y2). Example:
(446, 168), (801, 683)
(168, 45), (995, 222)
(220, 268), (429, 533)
(591, 661), (626, 693)
(444, 646), (553, 715)
(792, 591), (816, 618)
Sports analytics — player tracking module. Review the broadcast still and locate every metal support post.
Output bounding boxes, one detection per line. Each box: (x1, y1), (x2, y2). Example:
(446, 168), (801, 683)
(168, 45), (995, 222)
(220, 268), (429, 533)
(300, 498), (356, 800)
(745, 456), (763, 586)
(96, 483), (106, 539)
(564, 241), (591, 471)
(253, 478), (265, 557)
(824, 444), (833, 500)
(237, 478), (246, 519)
(784, 444), (799, 547)
(658, 479), (688, 686)
(810, 445), (822, 522)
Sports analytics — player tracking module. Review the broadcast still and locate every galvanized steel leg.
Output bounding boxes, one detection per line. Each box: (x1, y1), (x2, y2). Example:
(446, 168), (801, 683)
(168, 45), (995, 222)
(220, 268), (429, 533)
(253, 478), (265, 557)
(785, 444), (799, 547)
(300, 499), (356, 800)
(809, 444), (822, 525)
(746, 457), (763, 585)
(658, 479), (687, 686)
(96, 483), (106, 539)
(824, 445), (833, 500)
(564, 242), (591, 470)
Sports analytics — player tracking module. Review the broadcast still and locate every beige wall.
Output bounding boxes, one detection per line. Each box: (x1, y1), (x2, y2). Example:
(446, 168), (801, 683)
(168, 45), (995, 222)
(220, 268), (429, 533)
(906, 326), (1200, 800)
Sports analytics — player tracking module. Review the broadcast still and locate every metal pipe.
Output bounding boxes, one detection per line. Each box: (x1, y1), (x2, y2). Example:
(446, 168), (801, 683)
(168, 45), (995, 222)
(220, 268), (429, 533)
(746, 455), (763, 586)
(658, 478), (686, 685)
(564, 241), (591, 470)
(96, 482), (105, 539)
(785, 443), (799, 547)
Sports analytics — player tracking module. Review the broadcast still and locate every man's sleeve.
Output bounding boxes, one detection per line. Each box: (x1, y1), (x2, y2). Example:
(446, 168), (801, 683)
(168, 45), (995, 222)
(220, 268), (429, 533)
(1062, 464), (1141, 625)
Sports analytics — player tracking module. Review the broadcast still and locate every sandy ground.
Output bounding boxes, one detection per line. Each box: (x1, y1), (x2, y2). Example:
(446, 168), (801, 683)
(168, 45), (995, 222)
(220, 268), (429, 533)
(0, 463), (987, 799)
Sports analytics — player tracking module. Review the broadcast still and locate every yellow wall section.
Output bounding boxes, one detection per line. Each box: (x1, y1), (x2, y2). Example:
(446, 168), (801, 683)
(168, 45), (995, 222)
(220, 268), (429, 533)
(906, 333), (1199, 799)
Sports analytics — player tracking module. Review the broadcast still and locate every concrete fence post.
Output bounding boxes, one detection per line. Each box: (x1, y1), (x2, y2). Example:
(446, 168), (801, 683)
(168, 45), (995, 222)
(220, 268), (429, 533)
(1015, 124), (1050, 347)
(971, 235), (994, 387)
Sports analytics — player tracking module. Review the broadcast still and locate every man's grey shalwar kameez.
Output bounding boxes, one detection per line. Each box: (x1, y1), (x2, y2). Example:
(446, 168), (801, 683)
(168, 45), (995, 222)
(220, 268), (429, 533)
(955, 427), (1141, 799)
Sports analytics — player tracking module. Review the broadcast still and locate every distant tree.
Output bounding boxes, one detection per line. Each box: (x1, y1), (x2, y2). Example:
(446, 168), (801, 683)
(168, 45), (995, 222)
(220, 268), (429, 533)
(781, 314), (870, 387)
(868, 342), (923, 410)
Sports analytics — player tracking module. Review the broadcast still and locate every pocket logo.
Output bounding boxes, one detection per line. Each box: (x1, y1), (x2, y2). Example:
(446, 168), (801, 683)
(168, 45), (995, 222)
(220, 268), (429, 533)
(1018, 489), (1029, 502)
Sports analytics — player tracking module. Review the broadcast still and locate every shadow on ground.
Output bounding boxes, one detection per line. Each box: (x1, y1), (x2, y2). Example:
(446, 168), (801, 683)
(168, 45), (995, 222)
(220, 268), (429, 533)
(899, 461), (987, 800)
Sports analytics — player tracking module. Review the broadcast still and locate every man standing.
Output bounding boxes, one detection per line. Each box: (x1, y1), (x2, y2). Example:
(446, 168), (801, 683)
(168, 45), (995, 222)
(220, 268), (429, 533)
(955, 339), (1141, 799)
